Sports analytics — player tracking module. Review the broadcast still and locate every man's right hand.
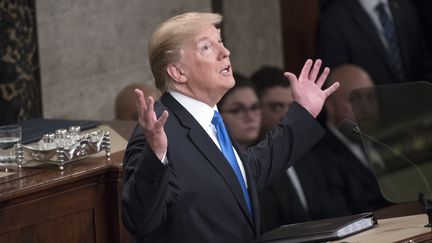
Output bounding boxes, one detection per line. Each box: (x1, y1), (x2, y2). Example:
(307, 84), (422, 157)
(135, 89), (169, 161)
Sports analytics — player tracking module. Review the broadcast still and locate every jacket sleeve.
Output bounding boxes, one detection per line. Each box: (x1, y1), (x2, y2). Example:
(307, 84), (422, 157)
(243, 102), (325, 190)
(121, 124), (179, 238)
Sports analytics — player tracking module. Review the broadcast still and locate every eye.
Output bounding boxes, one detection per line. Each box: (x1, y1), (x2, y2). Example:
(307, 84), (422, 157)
(199, 41), (212, 52)
(228, 108), (242, 114)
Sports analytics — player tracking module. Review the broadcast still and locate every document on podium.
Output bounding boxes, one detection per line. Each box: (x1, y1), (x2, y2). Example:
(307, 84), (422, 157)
(254, 212), (377, 243)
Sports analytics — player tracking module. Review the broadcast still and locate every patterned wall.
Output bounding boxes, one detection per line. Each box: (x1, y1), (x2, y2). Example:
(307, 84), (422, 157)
(0, 0), (42, 125)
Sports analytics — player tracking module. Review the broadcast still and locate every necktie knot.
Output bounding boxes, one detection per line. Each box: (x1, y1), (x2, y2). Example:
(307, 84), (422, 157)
(375, 2), (385, 13)
(212, 111), (223, 126)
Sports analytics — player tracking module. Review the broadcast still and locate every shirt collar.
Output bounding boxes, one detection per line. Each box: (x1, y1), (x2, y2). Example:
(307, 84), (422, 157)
(358, 0), (387, 13)
(169, 90), (217, 128)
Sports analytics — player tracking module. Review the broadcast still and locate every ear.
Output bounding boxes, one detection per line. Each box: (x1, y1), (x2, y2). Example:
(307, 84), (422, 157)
(167, 64), (187, 84)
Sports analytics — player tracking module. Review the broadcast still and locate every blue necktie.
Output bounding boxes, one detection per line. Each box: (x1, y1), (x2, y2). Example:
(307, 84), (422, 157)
(211, 111), (252, 216)
(376, 2), (404, 80)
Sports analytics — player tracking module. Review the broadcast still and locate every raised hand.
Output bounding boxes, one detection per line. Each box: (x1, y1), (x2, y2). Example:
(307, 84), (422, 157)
(284, 59), (339, 118)
(135, 89), (169, 160)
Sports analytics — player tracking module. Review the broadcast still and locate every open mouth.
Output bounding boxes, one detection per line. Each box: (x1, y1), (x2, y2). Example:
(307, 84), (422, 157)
(220, 65), (231, 74)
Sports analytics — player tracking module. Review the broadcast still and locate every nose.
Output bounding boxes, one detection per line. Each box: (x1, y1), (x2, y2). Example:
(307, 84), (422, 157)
(219, 44), (230, 59)
(244, 108), (261, 121)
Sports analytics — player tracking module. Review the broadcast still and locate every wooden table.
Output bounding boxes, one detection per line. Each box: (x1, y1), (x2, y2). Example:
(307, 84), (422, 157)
(0, 121), (134, 243)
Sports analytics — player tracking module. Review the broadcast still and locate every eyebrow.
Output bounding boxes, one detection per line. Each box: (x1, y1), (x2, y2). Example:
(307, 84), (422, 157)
(228, 102), (259, 107)
(196, 36), (211, 43)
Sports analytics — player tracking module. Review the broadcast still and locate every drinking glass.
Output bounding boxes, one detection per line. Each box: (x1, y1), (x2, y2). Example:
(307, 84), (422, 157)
(0, 125), (22, 165)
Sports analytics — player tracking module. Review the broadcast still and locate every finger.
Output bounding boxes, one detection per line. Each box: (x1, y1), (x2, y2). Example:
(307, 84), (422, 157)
(308, 59), (322, 81)
(316, 67), (330, 88)
(155, 110), (169, 129)
(284, 72), (298, 86)
(143, 96), (155, 125)
(299, 59), (313, 81)
(323, 82), (340, 97)
(135, 89), (147, 119)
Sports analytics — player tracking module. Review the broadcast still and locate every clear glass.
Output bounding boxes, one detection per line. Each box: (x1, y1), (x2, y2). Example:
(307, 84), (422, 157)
(350, 81), (432, 203)
(0, 125), (22, 164)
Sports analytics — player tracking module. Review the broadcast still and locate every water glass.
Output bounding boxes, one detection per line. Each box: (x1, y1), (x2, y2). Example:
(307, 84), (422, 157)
(0, 125), (22, 164)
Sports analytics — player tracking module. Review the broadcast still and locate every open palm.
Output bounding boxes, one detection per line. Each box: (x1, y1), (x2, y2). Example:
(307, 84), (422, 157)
(284, 59), (339, 118)
(135, 89), (169, 160)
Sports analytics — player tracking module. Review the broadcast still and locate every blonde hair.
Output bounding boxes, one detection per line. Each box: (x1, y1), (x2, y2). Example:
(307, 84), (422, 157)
(148, 12), (222, 93)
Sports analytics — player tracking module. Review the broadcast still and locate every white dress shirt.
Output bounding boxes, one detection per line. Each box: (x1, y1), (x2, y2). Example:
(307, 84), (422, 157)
(169, 91), (249, 187)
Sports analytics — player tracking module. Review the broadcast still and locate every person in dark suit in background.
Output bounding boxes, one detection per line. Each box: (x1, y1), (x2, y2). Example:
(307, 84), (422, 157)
(412, 0), (432, 81)
(316, 64), (391, 214)
(318, 0), (429, 85)
(252, 66), (350, 232)
(121, 12), (339, 243)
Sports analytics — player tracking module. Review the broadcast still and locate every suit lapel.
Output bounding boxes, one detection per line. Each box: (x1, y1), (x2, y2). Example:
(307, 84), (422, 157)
(348, 1), (399, 80)
(161, 93), (255, 228)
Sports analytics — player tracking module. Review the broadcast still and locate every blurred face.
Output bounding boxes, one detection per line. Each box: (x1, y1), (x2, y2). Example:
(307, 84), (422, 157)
(260, 86), (293, 133)
(220, 87), (261, 148)
(326, 79), (377, 127)
(179, 25), (234, 106)
(349, 88), (379, 127)
(117, 94), (139, 120)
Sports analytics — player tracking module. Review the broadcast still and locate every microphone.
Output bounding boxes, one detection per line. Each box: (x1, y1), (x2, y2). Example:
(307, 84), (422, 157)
(338, 119), (432, 200)
(339, 119), (432, 227)
(338, 119), (360, 137)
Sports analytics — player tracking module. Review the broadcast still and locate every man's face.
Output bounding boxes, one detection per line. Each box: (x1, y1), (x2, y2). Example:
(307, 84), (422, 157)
(260, 86), (293, 133)
(179, 25), (234, 106)
(326, 78), (377, 127)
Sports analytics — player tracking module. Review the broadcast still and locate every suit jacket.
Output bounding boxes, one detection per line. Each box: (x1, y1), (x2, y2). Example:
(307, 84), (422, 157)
(318, 0), (427, 85)
(259, 151), (351, 232)
(313, 127), (391, 214)
(121, 93), (324, 243)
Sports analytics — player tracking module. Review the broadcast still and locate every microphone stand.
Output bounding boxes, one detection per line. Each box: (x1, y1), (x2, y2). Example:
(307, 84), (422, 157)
(418, 192), (432, 228)
(339, 119), (432, 228)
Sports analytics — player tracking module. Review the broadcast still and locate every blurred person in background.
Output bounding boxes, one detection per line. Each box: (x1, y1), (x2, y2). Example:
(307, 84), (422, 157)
(217, 73), (261, 149)
(115, 83), (160, 120)
(315, 64), (390, 214)
(318, 0), (430, 85)
(252, 66), (349, 232)
(251, 66), (293, 140)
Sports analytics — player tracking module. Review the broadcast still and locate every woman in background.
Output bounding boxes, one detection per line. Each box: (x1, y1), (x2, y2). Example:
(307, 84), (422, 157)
(217, 73), (261, 149)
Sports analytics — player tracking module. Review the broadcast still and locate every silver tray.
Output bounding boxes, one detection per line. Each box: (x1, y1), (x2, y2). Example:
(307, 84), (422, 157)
(22, 129), (111, 170)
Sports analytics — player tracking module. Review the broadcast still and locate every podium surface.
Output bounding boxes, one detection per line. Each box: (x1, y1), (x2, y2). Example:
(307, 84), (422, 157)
(332, 214), (431, 242)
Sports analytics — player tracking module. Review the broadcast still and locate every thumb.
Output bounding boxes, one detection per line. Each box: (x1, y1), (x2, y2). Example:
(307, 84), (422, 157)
(284, 72), (298, 85)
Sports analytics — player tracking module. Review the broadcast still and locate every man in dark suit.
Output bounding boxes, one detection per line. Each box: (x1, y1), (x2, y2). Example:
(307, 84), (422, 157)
(317, 64), (391, 213)
(318, 0), (428, 85)
(252, 67), (350, 232)
(121, 12), (339, 243)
